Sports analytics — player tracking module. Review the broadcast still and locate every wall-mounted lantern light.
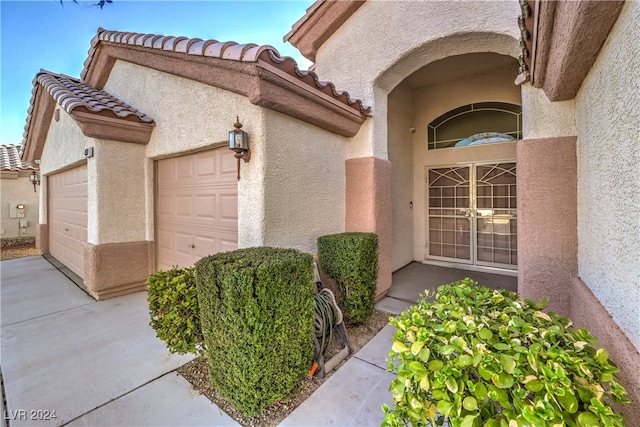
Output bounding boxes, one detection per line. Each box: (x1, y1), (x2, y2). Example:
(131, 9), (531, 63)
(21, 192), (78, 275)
(29, 170), (40, 192)
(229, 116), (250, 181)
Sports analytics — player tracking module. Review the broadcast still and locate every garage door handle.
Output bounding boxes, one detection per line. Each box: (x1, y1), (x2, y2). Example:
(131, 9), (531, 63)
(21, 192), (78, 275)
(65, 228), (69, 231)
(188, 244), (195, 248)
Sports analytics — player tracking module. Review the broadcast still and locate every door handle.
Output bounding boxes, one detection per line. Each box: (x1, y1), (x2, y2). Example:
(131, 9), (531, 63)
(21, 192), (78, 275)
(188, 244), (195, 248)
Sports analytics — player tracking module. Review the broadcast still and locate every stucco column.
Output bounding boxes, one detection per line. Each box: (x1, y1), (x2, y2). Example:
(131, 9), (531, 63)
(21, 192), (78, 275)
(83, 140), (152, 300)
(36, 177), (48, 252)
(516, 136), (577, 316)
(345, 156), (392, 300)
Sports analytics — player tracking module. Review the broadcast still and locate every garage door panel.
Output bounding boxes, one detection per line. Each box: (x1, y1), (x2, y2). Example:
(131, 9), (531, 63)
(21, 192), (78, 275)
(175, 233), (193, 256)
(157, 195), (175, 216)
(220, 151), (237, 177)
(196, 194), (216, 219)
(157, 161), (176, 184)
(176, 157), (193, 179)
(193, 236), (216, 259)
(176, 195), (193, 217)
(49, 165), (88, 278)
(156, 148), (238, 271)
(156, 229), (174, 250)
(220, 193), (238, 221)
(196, 153), (216, 177)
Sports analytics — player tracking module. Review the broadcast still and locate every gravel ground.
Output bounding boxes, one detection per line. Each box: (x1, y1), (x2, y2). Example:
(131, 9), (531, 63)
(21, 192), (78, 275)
(178, 309), (392, 426)
(0, 244), (41, 260)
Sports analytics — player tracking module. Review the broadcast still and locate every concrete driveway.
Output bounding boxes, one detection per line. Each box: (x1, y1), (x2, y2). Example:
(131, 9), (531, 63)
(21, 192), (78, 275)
(0, 256), (237, 426)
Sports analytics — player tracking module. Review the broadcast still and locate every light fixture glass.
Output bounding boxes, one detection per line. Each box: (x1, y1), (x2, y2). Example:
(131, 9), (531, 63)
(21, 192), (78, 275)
(229, 117), (249, 151)
(228, 117), (250, 180)
(29, 170), (40, 192)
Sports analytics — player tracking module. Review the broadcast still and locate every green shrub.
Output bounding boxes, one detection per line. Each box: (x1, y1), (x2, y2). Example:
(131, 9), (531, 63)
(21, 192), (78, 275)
(382, 278), (629, 427)
(317, 232), (378, 324)
(147, 267), (203, 355)
(195, 247), (315, 417)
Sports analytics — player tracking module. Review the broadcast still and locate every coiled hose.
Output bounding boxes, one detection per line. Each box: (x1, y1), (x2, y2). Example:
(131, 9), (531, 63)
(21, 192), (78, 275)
(314, 288), (343, 357)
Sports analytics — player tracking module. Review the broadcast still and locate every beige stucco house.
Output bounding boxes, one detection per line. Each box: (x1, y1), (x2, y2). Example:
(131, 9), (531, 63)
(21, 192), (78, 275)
(21, 0), (638, 418)
(1, 144), (39, 246)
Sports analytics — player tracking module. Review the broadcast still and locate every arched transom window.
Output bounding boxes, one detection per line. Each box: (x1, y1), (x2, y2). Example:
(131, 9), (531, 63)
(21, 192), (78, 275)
(427, 102), (522, 150)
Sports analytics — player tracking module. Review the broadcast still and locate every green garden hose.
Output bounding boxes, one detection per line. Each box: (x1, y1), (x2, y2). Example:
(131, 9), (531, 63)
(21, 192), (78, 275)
(314, 288), (342, 357)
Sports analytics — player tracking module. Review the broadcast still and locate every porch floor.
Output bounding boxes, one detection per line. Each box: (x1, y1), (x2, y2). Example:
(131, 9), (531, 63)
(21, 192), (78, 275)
(376, 262), (518, 315)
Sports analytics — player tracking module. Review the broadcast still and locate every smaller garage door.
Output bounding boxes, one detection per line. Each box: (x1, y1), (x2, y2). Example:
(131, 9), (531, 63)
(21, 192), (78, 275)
(156, 148), (238, 271)
(48, 164), (88, 278)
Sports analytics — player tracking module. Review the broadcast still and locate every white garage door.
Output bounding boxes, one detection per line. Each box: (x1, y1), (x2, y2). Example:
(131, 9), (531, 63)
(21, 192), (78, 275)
(48, 164), (88, 278)
(156, 148), (238, 271)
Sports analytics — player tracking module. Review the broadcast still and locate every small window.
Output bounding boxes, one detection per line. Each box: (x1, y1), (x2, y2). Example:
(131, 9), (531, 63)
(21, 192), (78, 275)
(427, 102), (522, 150)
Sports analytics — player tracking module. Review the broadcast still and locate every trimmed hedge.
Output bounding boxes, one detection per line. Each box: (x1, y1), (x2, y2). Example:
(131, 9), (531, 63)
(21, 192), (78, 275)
(317, 232), (378, 324)
(195, 247), (315, 417)
(382, 278), (629, 427)
(147, 267), (203, 355)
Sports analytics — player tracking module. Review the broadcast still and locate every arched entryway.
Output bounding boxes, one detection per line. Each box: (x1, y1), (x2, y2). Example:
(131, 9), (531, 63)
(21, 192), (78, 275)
(386, 50), (522, 273)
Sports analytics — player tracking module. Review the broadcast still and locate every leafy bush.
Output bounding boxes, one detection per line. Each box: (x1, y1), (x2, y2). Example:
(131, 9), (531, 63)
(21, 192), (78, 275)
(382, 278), (629, 427)
(147, 267), (203, 355)
(317, 232), (378, 324)
(195, 247), (315, 417)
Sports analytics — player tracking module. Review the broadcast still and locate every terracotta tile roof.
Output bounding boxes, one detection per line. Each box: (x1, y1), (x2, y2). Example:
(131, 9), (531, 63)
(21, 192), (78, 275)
(0, 144), (34, 171)
(34, 70), (154, 123)
(21, 70), (155, 148)
(81, 27), (370, 116)
(20, 70), (156, 159)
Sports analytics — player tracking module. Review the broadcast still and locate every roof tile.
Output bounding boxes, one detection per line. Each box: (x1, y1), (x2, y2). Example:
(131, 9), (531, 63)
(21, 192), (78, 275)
(81, 27), (370, 115)
(21, 70), (154, 146)
(0, 144), (34, 171)
(35, 71), (154, 123)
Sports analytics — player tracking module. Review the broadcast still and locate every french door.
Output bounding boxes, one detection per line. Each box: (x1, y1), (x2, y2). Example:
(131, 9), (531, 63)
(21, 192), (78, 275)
(426, 163), (517, 269)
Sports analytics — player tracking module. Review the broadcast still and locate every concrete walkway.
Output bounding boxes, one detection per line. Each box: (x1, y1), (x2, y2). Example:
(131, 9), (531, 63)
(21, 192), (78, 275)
(1, 257), (516, 426)
(283, 262), (517, 426)
(1, 256), (233, 426)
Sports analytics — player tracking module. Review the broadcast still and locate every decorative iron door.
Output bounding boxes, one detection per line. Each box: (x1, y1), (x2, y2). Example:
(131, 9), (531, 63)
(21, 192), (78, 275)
(426, 163), (517, 269)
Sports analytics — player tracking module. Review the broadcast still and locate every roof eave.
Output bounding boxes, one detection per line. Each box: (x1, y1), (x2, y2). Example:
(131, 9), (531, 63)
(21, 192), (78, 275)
(254, 61), (366, 137)
(525, 0), (624, 101)
(71, 111), (154, 144)
(83, 41), (368, 137)
(22, 84), (55, 165)
(284, 0), (366, 63)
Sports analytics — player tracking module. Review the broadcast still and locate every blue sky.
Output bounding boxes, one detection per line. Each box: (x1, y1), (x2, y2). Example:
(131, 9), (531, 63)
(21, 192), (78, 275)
(0, 0), (314, 145)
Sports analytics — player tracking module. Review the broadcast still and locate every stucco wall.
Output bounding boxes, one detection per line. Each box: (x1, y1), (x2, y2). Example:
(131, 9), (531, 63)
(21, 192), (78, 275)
(388, 85), (414, 270)
(313, 1), (521, 104)
(0, 172), (39, 239)
(517, 137), (577, 316)
(39, 109), (89, 176)
(261, 109), (346, 254)
(87, 140), (147, 244)
(103, 61), (264, 243)
(521, 84), (576, 139)
(574, 0), (640, 351)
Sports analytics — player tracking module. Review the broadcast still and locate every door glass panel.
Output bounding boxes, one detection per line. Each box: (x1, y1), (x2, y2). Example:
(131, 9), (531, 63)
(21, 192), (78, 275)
(427, 167), (471, 262)
(474, 163), (517, 268)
